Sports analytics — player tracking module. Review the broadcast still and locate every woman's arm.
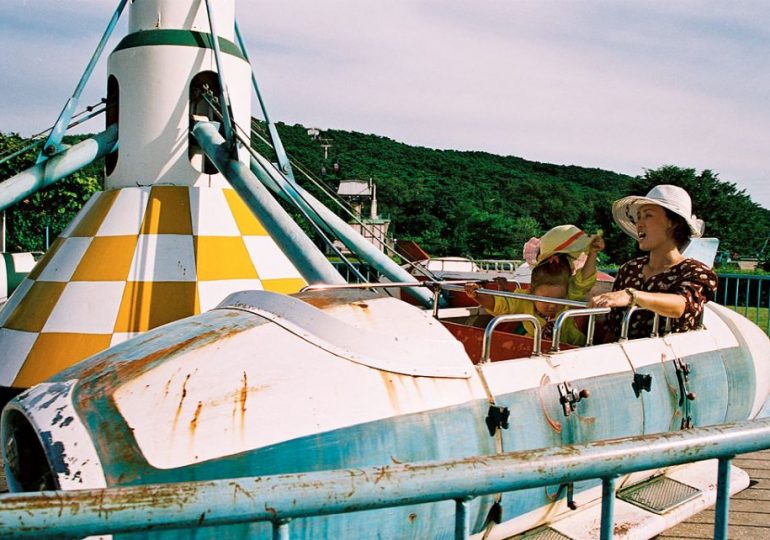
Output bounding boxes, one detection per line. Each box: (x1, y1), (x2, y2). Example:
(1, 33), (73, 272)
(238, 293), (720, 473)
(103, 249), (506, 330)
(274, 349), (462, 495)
(589, 288), (686, 318)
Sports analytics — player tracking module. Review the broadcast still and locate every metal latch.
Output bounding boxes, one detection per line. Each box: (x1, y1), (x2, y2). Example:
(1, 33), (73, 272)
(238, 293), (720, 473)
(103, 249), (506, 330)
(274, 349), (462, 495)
(485, 405), (510, 436)
(557, 382), (590, 417)
(632, 373), (653, 398)
(674, 358), (696, 429)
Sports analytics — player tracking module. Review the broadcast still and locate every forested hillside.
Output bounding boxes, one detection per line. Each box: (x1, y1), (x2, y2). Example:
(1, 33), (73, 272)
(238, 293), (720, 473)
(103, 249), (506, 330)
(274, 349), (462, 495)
(2, 124), (769, 265)
(263, 122), (770, 264)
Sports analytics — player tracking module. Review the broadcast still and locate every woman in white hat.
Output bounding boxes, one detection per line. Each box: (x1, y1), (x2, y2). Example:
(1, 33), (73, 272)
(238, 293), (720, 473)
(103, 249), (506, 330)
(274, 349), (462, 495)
(590, 184), (718, 340)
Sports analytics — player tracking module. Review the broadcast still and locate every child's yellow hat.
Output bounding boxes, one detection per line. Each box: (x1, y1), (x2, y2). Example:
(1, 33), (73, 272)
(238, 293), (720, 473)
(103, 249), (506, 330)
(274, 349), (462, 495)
(535, 224), (594, 265)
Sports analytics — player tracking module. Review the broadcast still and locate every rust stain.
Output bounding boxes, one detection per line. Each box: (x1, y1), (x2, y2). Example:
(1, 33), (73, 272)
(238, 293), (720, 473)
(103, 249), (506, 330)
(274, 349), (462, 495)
(374, 465), (391, 484)
(189, 401), (203, 432)
(171, 373), (193, 433)
(230, 481), (255, 502)
(239, 371), (249, 437)
(297, 288), (379, 310)
(538, 374), (562, 433)
(380, 372), (401, 413)
(614, 521), (634, 535)
(178, 374), (191, 409)
(73, 316), (256, 418)
(240, 372), (248, 415)
(407, 512), (417, 523)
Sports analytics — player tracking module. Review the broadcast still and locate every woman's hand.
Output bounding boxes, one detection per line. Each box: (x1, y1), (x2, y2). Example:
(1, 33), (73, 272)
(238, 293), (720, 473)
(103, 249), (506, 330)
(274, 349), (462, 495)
(589, 290), (630, 309)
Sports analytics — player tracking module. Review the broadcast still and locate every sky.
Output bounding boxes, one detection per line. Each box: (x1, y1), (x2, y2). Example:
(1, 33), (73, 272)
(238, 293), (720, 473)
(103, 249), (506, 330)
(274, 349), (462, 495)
(1, 1), (769, 209)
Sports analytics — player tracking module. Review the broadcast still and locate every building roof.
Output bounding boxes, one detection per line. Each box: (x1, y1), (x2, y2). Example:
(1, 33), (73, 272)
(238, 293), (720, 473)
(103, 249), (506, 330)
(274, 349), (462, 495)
(337, 180), (371, 197)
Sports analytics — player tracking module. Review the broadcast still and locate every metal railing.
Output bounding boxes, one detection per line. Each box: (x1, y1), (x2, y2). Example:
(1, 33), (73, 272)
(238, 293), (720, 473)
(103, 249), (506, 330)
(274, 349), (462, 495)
(473, 258), (523, 273)
(0, 418), (768, 539)
(717, 273), (770, 334)
(552, 307), (610, 351)
(481, 313), (543, 361)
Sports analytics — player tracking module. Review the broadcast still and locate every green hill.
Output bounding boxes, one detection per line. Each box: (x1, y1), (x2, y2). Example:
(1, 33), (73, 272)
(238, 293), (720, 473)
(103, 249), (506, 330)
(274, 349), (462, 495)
(261, 121), (770, 264)
(2, 125), (769, 266)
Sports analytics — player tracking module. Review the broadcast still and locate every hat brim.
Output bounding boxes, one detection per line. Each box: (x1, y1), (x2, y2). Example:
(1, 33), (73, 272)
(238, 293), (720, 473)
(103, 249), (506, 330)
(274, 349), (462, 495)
(535, 233), (594, 265)
(612, 196), (704, 240)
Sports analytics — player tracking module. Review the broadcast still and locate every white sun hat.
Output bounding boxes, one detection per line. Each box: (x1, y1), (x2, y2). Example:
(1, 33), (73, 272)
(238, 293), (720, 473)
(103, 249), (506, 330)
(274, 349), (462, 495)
(612, 184), (705, 240)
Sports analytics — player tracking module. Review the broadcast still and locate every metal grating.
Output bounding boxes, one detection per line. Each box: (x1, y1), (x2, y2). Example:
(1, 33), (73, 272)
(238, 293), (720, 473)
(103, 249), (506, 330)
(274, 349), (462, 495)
(618, 475), (701, 514)
(515, 527), (573, 540)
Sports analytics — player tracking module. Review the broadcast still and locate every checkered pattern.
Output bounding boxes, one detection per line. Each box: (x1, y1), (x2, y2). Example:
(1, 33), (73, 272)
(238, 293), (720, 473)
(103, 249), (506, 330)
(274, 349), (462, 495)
(0, 186), (306, 387)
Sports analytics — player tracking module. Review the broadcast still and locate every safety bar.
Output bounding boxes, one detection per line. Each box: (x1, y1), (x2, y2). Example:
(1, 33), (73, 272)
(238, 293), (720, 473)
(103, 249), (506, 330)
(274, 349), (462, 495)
(620, 306), (661, 341)
(481, 314), (542, 363)
(440, 284), (589, 308)
(551, 307), (611, 352)
(0, 418), (768, 540)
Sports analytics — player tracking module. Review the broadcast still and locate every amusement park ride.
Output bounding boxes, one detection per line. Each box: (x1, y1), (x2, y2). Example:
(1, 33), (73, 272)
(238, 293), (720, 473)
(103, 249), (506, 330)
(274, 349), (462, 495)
(0, 1), (768, 538)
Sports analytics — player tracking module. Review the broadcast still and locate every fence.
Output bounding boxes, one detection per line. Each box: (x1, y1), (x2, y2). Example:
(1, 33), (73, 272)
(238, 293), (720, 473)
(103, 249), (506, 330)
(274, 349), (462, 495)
(717, 273), (770, 334)
(0, 418), (768, 539)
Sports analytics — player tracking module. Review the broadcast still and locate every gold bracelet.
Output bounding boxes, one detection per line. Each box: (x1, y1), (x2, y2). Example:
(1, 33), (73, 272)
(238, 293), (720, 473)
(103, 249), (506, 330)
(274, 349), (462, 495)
(625, 288), (638, 307)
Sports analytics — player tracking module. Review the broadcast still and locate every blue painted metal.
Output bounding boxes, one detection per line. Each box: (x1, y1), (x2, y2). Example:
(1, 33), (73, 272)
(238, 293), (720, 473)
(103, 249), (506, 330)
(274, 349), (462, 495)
(38, 0), (127, 160)
(600, 476), (617, 540)
(273, 520), (290, 540)
(0, 125), (118, 212)
(248, 152), (435, 307)
(192, 121), (343, 285)
(8, 287), (751, 537)
(203, 0), (235, 146)
(455, 498), (471, 540)
(0, 418), (768, 539)
(234, 22), (295, 180)
(714, 457), (732, 540)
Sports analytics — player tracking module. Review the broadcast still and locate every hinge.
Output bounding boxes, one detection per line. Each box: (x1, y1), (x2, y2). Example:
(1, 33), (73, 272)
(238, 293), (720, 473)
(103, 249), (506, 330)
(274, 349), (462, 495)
(632, 373), (653, 398)
(485, 405), (510, 436)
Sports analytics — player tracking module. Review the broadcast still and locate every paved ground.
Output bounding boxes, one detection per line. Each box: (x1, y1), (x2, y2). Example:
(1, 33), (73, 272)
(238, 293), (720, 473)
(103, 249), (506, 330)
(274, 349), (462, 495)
(657, 450), (770, 540)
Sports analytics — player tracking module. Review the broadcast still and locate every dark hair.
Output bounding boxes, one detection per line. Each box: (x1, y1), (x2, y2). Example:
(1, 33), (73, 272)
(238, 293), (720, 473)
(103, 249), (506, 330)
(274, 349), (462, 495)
(531, 254), (571, 292)
(664, 209), (692, 250)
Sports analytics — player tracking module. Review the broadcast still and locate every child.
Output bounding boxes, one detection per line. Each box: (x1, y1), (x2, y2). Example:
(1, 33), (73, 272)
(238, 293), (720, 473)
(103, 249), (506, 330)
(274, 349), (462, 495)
(465, 225), (604, 346)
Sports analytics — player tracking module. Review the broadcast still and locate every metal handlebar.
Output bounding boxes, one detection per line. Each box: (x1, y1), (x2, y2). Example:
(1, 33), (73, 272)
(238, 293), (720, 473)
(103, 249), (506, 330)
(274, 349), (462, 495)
(620, 306), (662, 341)
(481, 314), (542, 363)
(550, 307), (611, 352)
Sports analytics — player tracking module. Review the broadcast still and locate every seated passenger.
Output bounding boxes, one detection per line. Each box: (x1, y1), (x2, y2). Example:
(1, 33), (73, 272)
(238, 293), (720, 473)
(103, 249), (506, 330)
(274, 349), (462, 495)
(465, 225), (604, 346)
(523, 224), (605, 301)
(589, 185), (717, 340)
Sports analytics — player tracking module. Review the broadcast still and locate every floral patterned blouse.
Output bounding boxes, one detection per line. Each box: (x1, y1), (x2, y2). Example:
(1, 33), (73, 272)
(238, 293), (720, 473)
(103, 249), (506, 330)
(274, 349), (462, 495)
(606, 256), (718, 340)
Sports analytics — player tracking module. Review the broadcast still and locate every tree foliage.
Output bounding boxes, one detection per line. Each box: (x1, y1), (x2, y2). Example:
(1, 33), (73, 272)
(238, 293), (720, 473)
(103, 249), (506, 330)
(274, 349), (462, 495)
(265, 121), (770, 264)
(0, 133), (103, 252)
(2, 125), (769, 266)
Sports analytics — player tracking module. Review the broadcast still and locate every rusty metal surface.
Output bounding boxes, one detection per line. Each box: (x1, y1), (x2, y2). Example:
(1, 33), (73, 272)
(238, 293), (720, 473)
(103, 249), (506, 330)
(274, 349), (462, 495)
(1, 418), (769, 538)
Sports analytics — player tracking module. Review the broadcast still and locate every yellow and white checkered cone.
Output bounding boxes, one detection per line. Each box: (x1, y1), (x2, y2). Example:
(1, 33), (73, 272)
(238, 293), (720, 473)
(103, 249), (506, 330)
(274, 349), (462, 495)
(0, 186), (306, 387)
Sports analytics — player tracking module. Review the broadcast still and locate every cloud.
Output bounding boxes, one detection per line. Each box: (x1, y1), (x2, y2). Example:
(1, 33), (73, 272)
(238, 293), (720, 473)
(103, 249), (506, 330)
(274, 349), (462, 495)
(2, 0), (769, 208)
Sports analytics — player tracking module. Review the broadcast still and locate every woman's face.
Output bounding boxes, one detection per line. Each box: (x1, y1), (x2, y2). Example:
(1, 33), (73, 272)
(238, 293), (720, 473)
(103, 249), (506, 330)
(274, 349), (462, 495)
(532, 283), (568, 318)
(636, 204), (675, 251)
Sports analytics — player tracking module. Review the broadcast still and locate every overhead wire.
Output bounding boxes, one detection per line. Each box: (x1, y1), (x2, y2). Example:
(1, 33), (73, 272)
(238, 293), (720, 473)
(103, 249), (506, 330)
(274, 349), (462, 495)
(248, 119), (441, 283)
(0, 99), (109, 167)
(197, 92), (371, 284)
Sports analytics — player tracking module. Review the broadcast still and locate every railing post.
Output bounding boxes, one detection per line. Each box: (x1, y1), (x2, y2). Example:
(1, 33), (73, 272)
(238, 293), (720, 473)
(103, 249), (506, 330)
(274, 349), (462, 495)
(600, 476), (617, 540)
(273, 519), (290, 540)
(714, 456), (733, 540)
(454, 497), (472, 540)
